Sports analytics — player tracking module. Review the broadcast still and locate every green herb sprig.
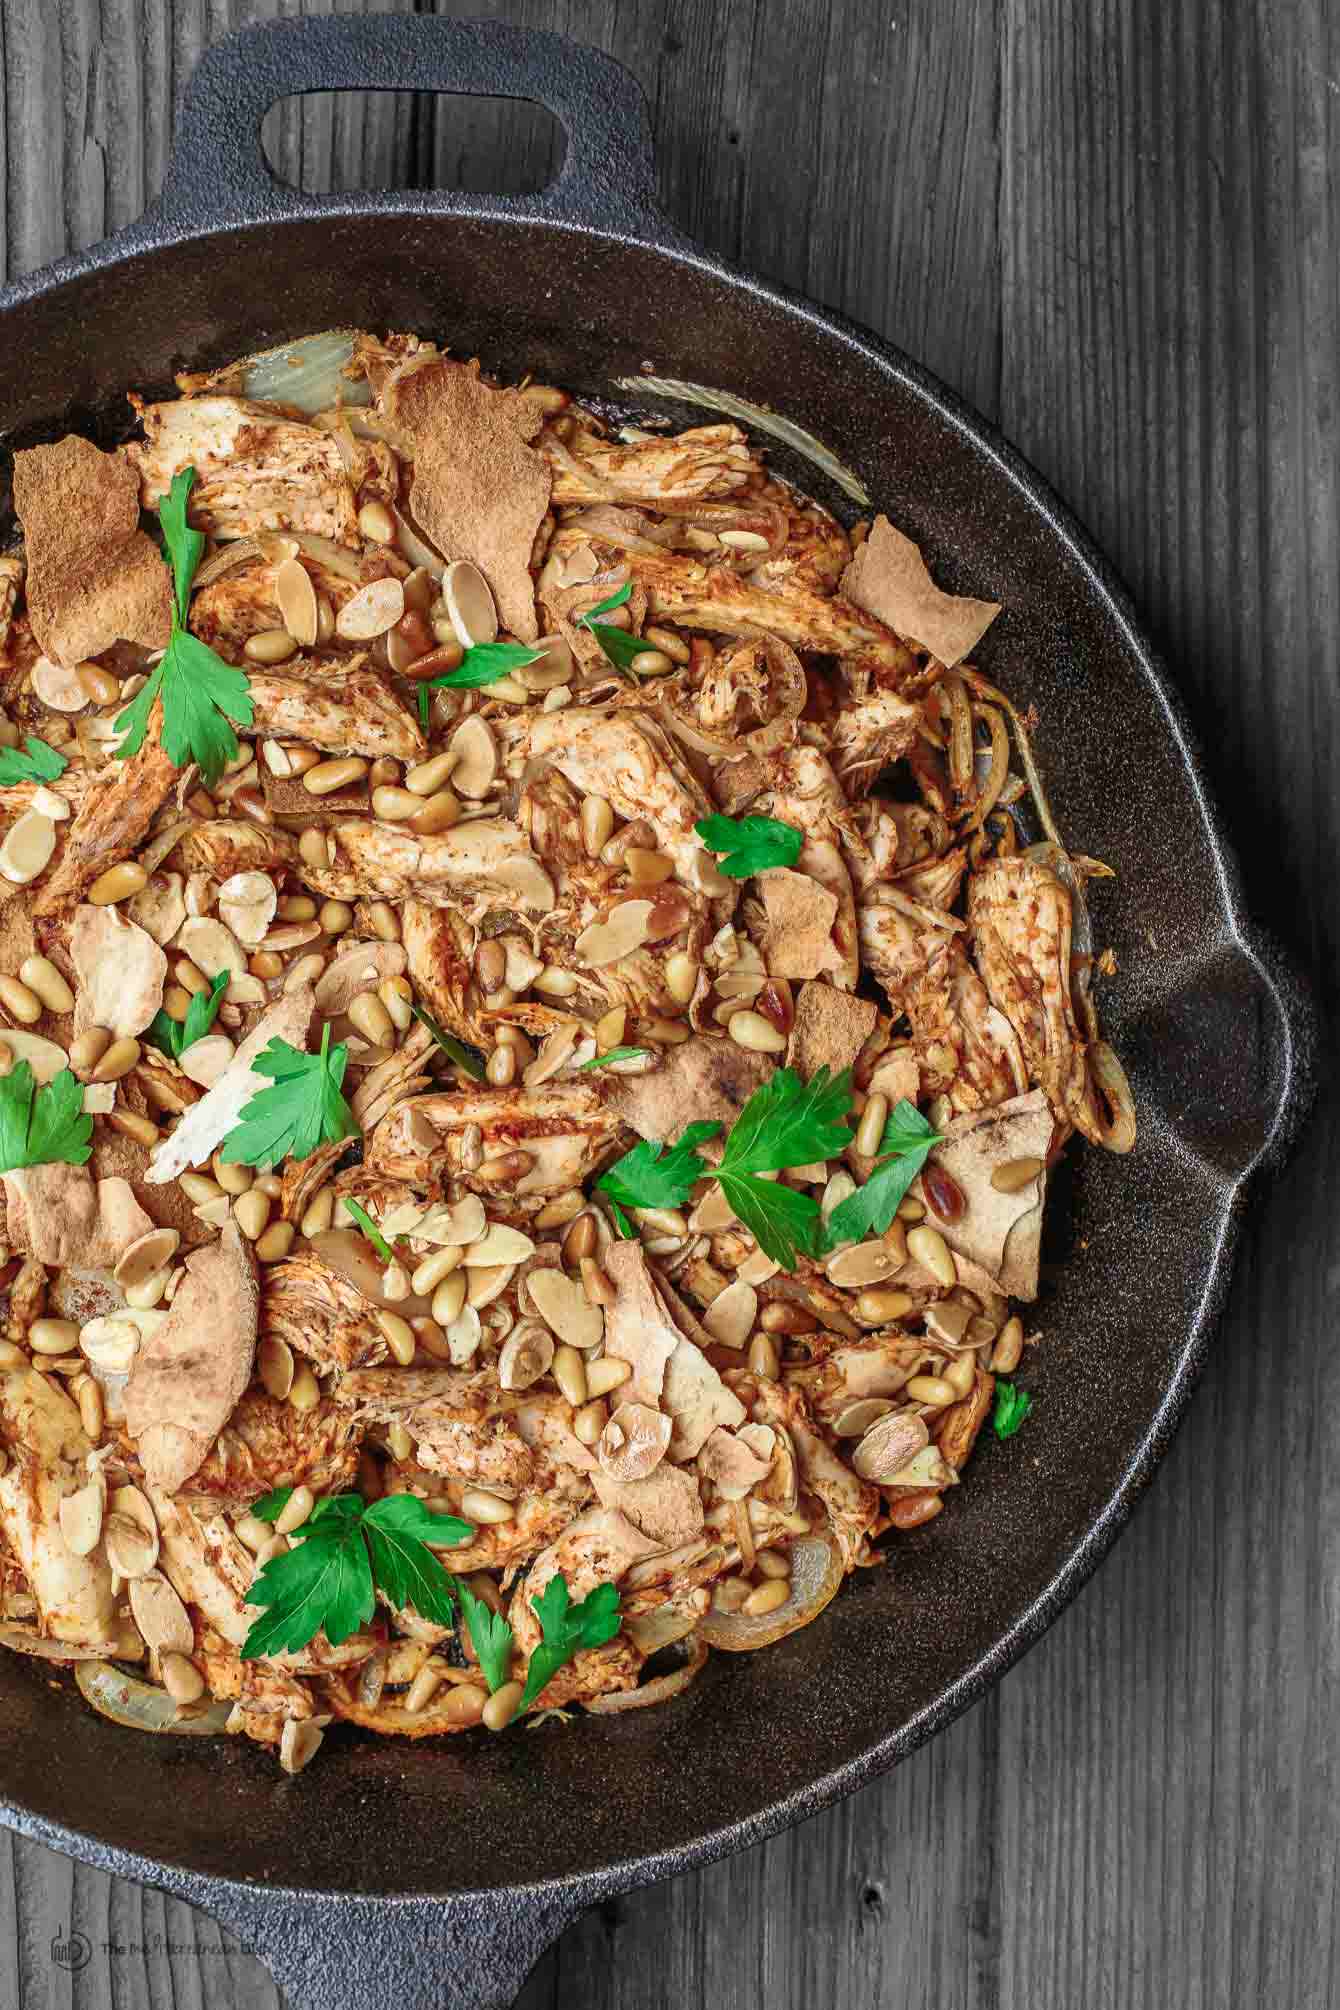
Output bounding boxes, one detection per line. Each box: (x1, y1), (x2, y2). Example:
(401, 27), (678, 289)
(992, 1381), (1032, 1441)
(415, 641), (544, 730)
(410, 1004), (487, 1082)
(823, 1098), (945, 1249)
(344, 1198), (394, 1264)
(518, 1576), (622, 1711)
(577, 1046), (650, 1072)
(694, 812), (804, 879)
(145, 968), (228, 1063)
(114, 467), (253, 787)
(221, 1023), (358, 1169)
(0, 1062), (91, 1174)
(0, 738), (68, 788)
(578, 582), (646, 672)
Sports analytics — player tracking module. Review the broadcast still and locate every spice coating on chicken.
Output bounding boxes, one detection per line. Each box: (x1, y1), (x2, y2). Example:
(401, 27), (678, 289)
(128, 396), (358, 544)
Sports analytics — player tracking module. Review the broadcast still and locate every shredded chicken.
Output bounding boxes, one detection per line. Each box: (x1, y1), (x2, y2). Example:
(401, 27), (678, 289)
(0, 328), (1132, 1769)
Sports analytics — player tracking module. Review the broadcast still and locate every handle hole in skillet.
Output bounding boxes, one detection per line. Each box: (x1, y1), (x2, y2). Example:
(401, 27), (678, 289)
(260, 90), (564, 199)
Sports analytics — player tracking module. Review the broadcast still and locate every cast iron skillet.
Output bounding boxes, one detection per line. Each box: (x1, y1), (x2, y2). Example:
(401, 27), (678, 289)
(0, 16), (1316, 2010)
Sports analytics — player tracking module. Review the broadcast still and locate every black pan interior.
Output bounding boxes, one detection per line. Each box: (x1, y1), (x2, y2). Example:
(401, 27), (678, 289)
(0, 210), (1288, 1898)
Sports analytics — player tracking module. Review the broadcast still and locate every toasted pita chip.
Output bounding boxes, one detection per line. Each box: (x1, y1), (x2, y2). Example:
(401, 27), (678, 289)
(787, 981), (878, 1081)
(920, 1089), (1054, 1300)
(124, 1222), (260, 1493)
(841, 514), (999, 667)
(12, 437), (173, 669)
(755, 866), (844, 981)
(384, 359), (551, 643)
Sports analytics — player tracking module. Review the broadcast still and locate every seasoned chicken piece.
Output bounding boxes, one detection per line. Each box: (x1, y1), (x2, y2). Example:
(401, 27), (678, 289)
(176, 1388), (361, 1505)
(335, 1367), (536, 1493)
(968, 854), (1105, 1143)
(825, 689), (921, 794)
(246, 666), (425, 762)
(506, 1505), (661, 1659)
(400, 901), (477, 1042)
(745, 498), (851, 596)
(521, 708), (721, 892)
(0, 556), (23, 664)
(543, 421), (756, 503)
(33, 726), (176, 918)
(367, 1083), (627, 1198)
(128, 395), (358, 544)
(384, 1454), (592, 1574)
(739, 1374), (880, 1569)
(194, 1638), (318, 1725)
(262, 1252), (390, 1373)
(169, 818), (299, 880)
(349, 1021), (436, 1130)
(0, 1369), (116, 1645)
(297, 818), (555, 918)
(151, 1492), (370, 1670)
(907, 938), (1029, 1113)
(857, 893), (947, 1011)
(751, 747), (861, 990)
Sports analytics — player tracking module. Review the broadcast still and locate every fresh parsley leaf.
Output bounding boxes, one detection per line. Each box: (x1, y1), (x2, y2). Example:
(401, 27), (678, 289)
(455, 1577), (515, 1694)
(416, 642), (544, 732)
(241, 1491), (474, 1658)
(712, 1066), (855, 1269)
(694, 812), (804, 878)
(518, 1576), (622, 1712)
(242, 1520), (375, 1657)
(344, 1198), (394, 1265)
(992, 1380), (1032, 1441)
(577, 582), (647, 672)
(597, 1121), (723, 1217)
(221, 1022), (358, 1169)
(0, 737), (68, 787)
(0, 1062), (92, 1174)
(114, 469), (253, 788)
(583, 584), (633, 621)
(410, 1004), (487, 1082)
(823, 1098), (945, 1249)
(577, 1046), (650, 1071)
(145, 968), (228, 1063)
(606, 1196), (635, 1240)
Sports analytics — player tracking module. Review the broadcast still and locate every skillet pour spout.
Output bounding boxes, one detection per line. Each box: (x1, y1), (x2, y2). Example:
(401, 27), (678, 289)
(0, 16), (1316, 2010)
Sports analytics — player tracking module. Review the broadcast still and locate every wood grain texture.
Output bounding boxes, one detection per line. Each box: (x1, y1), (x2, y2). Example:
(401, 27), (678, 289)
(0, 1), (1335, 2007)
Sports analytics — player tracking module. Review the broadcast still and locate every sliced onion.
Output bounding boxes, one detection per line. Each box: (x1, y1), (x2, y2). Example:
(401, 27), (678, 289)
(659, 635), (806, 758)
(1086, 1040), (1137, 1154)
(586, 1634), (708, 1714)
(392, 508), (445, 575)
(625, 1604), (701, 1657)
(963, 702), (1011, 832)
(239, 330), (373, 414)
(75, 1661), (233, 1734)
(963, 669), (1065, 847)
(291, 531), (365, 582)
(698, 1531), (843, 1652)
(944, 674), (975, 797)
(0, 1625), (115, 1663)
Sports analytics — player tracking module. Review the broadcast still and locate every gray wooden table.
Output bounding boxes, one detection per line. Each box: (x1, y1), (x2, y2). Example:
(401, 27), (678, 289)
(2, 1), (1335, 2005)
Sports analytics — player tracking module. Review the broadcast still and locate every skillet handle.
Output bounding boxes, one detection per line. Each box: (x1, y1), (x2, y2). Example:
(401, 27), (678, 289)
(155, 12), (672, 241)
(1238, 922), (1319, 1175)
(203, 1885), (585, 2010)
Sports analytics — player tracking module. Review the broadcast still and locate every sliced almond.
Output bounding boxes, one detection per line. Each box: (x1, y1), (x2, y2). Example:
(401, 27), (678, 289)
(598, 1401), (671, 1482)
(852, 1410), (931, 1483)
(518, 634), (575, 692)
(461, 1225), (535, 1267)
(113, 1227), (180, 1290)
(29, 785), (69, 821)
(257, 1334), (295, 1400)
(689, 1184), (738, 1233)
(832, 1397), (896, 1439)
(128, 872), (186, 946)
(465, 1263), (515, 1309)
(500, 935), (544, 992)
(276, 557), (319, 646)
(575, 899), (654, 969)
(32, 656), (89, 712)
(179, 1033), (236, 1087)
(448, 716), (498, 799)
(59, 1477), (104, 1557)
(522, 1020), (579, 1089)
(924, 1300), (974, 1348)
(0, 1029), (70, 1083)
(411, 1195), (487, 1247)
(79, 1315), (141, 1375)
(128, 1570), (194, 1654)
(737, 1250), (780, 1286)
(335, 576), (405, 641)
(443, 560), (498, 649)
(279, 1718), (326, 1775)
(885, 1442), (957, 1490)
(497, 1320), (554, 1392)
(0, 811), (57, 886)
(104, 1507), (158, 1579)
(525, 1267), (605, 1351)
(825, 1240), (900, 1288)
(445, 1303), (482, 1364)
(492, 856), (556, 913)
(702, 1279), (757, 1349)
(177, 916), (247, 983)
(217, 870), (278, 946)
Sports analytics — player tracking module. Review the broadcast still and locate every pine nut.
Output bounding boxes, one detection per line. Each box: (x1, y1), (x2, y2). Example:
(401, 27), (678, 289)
(234, 1512), (271, 1552)
(18, 956), (73, 1014)
(405, 751), (458, 797)
(349, 992), (394, 1047)
(285, 952), (328, 994)
(475, 940), (507, 993)
(896, 1196), (925, 1222)
(486, 1044), (516, 1088)
(379, 975), (413, 1032)
(906, 1224), (957, 1289)
(377, 1311), (416, 1365)
(69, 1027), (112, 1075)
(551, 1344), (587, 1406)
(175, 957), (208, 996)
(561, 1213), (597, 1266)
(625, 847), (674, 886)
(233, 1190), (272, 1241)
(304, 757), (368, 796)
(212, 1153), (253, 1195)
(160, 985), (191, 1023)
(368, 758), (401, 790)
(991, 1155), (1044, 1194)
(0, 1039), (12, 1076)
(664, 952), (699, 1005)
(288, 1364), (321, 1412)
(367, 901), (400, 942)
(443, 1683), (487, 1727)
(179, 1172), (223, 1204)
(372, 785), (421, 822)
(742, 1578), (791, 1617)
(409, 790), (461, 836)
(274, 1484), (315, 1534)
(87, 861), (148, 906)
(922, 1163), (966, 1224)
(254, 1172), (283, 1199)
(277, 894), (317, 923)
(412, 1245), (463, 1296)
(579, 1256), (615, 1306)
(108, 1110), (158, 1147)
(244, 628), (298, 665)
(461, 1488), (515, 1525)
(906, 1374), (956, 1407)
(755, 1548), (792, 1579)
(991, 1314), (1025, 1373)
(386, 1422), (413, 1463)
(358, 500), (396, 545)
(482, 1680), (523, 1732)
(534, 1190), (584, 1228)
(90, 1036), (140, 1083)
(404, 1663), (445, 1715)
(534, 965), (578, 998)
(729, 1010), (787, 1055)
(855, 1092), (889, 1159)
(943, 1354), (977, 1397)
(314, 902), (351, 941)
(854, 1287), (915, 1323)
(77, 663), (121, 705)
(300, 828), (335, 872)
(77, 1376), (103, 1443)
(300, 1187), (334, 1237)
(0, 976), (41, 1024)
(431, 1271), (468, 1326)
(583, 1355), (630, 1400)
(29, 1319), (79, 1355)
(161, 1653), (205, 1705)
(581, 795), (614, 857)
(641, 625), (689, 663)
(759, 1301), (818, 1335)
(0, 1342), (24, 1368)
(255, 1221), (295, 1263)
(747, 1333), (781, 1379)
(572, 1399), (608, 1445)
